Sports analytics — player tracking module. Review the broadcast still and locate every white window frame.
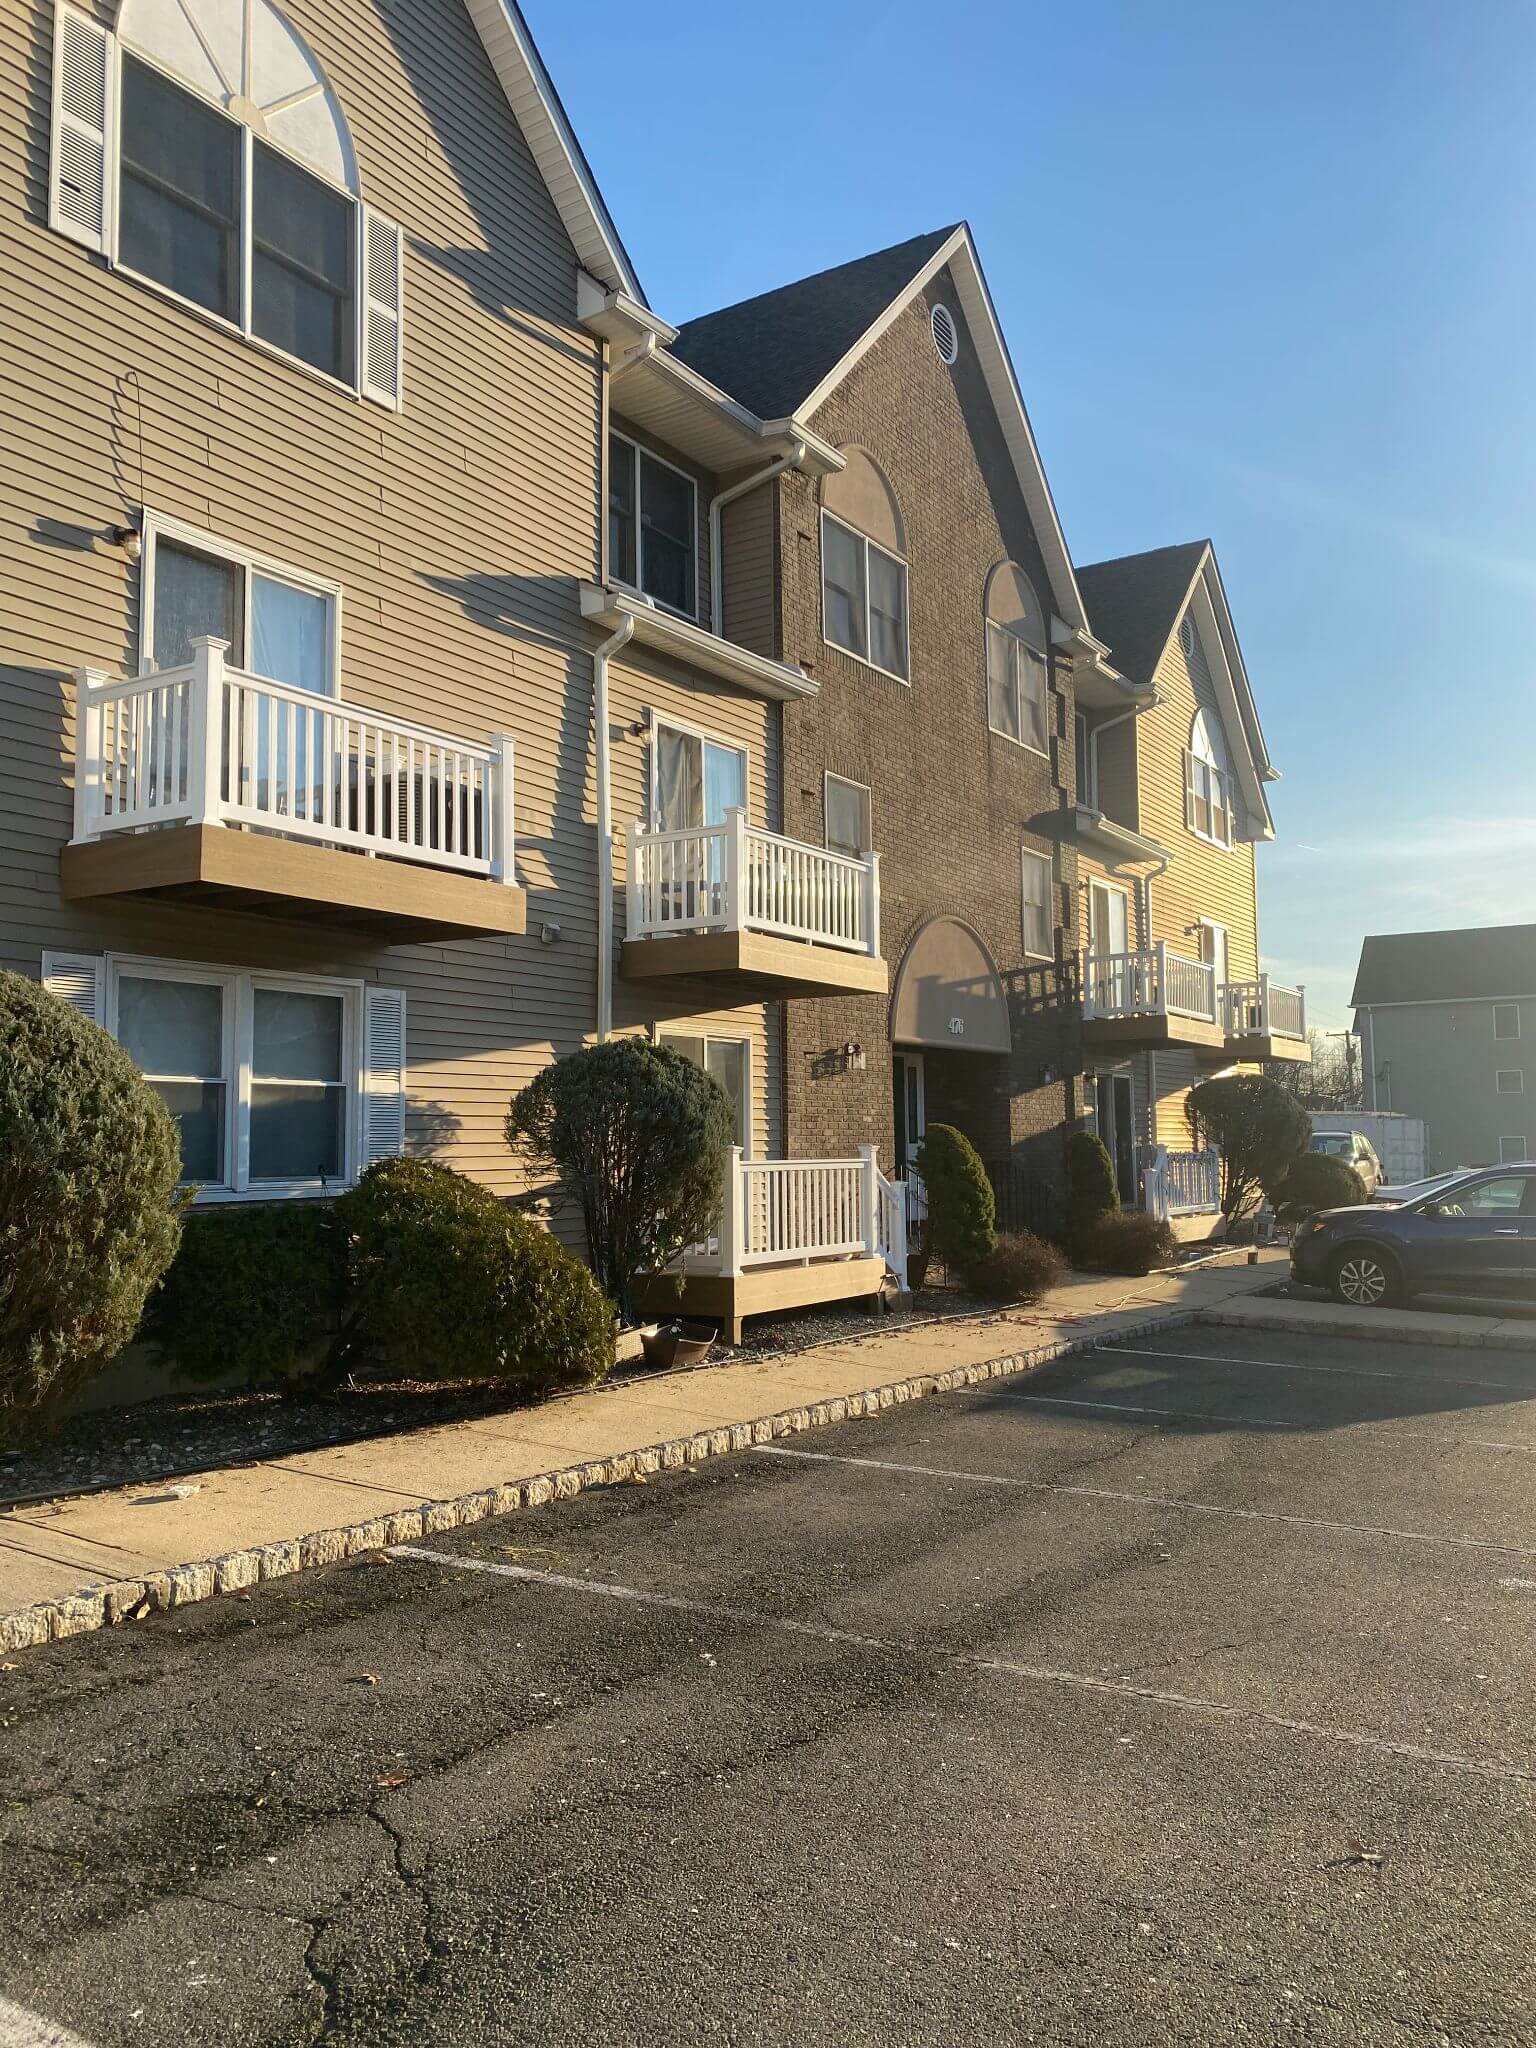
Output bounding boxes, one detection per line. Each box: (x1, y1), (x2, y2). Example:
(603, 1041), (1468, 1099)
(1020, 846), (1054, 960)
(609, 431), (700, 622)
(646, 710), (750, 830)
(1088, 877), (1131, 957)
(1496, 1070), (1524, 1095)
(1185, 709), (1234, 849)
(653, 1025), (754, 1157)
(140, 511), (342, 687)
(819, 510), (910, 685)
(104, 952), (364, 1201)
(823, 771), (872, 858)
(1499, 1136), (1528, 1163)
(1196, 917), (1229, 988)
(986, 616), (1050, 758)
(1495, 1003), (1521, 1041)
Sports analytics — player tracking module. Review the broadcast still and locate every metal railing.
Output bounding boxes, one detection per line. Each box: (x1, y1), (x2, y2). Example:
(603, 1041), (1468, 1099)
(70, 637), (516, 883)
(627, 809), (880, 955)
(1081, 944), (1219, 1025)
(1224, 976), (1307, 1041)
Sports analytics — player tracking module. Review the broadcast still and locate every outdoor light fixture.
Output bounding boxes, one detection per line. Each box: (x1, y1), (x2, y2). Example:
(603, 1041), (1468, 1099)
(539, 921), (561, 945)
(109, 524), (142, 562)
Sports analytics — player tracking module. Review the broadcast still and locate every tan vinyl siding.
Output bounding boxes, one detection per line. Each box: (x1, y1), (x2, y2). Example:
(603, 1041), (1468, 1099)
(719, 479), (778, 662)
(2, 0), (606, 1196)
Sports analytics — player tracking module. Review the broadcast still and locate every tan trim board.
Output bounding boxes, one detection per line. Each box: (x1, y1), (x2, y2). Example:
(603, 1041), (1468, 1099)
(1081, 1012), (1229, 1053)
(61, 825), (527, 940)
(1227, 1032), (1312, 1065)
(639, 1255), (888, 1343)
(621, 929), (889, 998)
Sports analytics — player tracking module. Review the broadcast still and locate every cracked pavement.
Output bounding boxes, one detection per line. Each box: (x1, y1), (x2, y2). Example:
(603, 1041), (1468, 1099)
(2, 1323), (1536, 2044)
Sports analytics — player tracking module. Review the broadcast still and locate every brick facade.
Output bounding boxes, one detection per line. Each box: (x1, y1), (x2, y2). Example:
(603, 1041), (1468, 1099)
(771, 269), (1083, 1191)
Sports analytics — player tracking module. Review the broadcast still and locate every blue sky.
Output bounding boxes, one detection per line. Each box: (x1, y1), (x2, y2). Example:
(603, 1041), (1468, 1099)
(532, 0), (1536, 1029)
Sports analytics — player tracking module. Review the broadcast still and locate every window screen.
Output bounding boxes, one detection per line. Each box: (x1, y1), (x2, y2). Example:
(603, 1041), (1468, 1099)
(251, 140), (354, 382)
(118, 55), (240, 322)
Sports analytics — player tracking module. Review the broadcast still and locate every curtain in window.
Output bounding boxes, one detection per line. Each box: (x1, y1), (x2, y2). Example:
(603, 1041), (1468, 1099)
(252, 575), (329, 693)
(655, 726), (703, 832)
(118, 56), (240, 321)
(153, 543), (243, 668)
(1022, 853), (1051, 956)
(822, 518), (867, 658)
(867, 547), (907, 677)
(826, 778), (869, 858)
(702, 741), (745, 826)
(1020, 643), (1049, 752)
(987, 623), (1019, 740)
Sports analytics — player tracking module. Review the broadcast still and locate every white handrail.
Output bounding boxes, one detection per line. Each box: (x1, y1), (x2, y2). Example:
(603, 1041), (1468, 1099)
(1081, 945), (1217, 1024)
(70, 639), (515, 884)
(1224, 976), (1307, 1041)
(693, 1145), (904, 1282)
(628, 807), (880, 955)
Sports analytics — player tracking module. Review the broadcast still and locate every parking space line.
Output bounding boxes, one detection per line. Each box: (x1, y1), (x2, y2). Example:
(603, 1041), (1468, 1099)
(389, 1546), (1536, 1788)
(0, 1996), (95, 2047)
(754, 1444), (1536, 1558)
(1097, 1344), (1536, 1394)
(999, 1390), (1536, 1457)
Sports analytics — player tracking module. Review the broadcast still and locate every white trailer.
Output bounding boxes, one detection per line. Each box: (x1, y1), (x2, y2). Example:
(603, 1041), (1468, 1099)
(1311, 1111), (1427, 1186)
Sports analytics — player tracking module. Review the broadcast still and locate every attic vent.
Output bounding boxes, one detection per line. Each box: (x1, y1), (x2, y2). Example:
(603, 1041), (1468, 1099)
(930, 303), (959, 365)
(1179, 614), (1197, 657)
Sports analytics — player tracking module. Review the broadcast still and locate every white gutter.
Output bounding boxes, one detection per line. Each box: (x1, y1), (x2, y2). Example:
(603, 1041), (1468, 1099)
(708, 441), (806, 637)
(593, 613), (636, 1042)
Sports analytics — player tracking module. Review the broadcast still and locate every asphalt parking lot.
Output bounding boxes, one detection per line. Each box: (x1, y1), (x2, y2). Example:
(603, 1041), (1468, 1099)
(3, 1322), (1535, 2047)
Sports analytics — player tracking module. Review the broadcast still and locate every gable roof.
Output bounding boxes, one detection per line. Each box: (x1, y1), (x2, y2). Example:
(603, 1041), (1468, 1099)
(672, 224), (1088, 633)
(465, 0), (643, 301)
(1352, 926), (1536, 1008)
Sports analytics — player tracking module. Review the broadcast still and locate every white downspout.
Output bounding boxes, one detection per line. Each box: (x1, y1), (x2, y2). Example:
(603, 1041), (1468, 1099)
(709, 441), (806, 638)
(593, 614), (636, 1043)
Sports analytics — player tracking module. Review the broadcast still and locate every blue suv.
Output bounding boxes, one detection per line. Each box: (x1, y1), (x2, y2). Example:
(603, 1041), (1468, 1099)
(1290, 1165), (1536, 1308)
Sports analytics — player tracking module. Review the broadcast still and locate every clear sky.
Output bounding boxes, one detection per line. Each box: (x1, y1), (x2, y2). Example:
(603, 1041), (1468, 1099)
(531, 0), (1536, 1029)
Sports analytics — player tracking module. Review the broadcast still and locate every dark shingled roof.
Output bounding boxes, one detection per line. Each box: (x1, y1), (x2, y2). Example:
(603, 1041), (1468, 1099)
(670, 228), (958, 420)
(1075, 541), (1210, 689)
(1352, 926), (1536, 1008)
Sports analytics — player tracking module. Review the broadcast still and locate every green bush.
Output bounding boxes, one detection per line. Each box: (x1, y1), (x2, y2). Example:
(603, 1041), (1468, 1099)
(148, 1204), (346, 1383)
(506, 1039), (736, 1324)
(917, 1123), (996, 1270)
(967, 1231), (1068, 1304)
(0, 971), (184, 1413)
(1187, 1073), (1309, 1221)
(1271, 1151), (1367, 1223)
(1065, 1129), (1119, 1250)
(336, 1158), (613, 1395)
(1080, 1211), (1178, 1276)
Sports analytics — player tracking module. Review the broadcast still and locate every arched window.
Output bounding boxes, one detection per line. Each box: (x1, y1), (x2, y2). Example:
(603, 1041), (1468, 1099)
(984, 562), (1049, 755)
(1185, 708), (1234, 846)
(821, 450), (909, 681)
(49, 1), (401, 405)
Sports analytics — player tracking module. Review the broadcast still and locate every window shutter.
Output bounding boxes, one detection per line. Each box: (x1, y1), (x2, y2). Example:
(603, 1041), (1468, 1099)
(360, 209), (403, 410)
(362, 985), (407, 1163)
(50, 3), (114, 254)
(41, 950), (105, 1025)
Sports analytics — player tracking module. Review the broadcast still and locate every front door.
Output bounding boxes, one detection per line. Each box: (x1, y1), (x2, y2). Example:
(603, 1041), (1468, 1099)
(893, 1051), (926, 1174)
(1416, 1172), (1536, 1297)
(1095, 1071), (1138, 1205)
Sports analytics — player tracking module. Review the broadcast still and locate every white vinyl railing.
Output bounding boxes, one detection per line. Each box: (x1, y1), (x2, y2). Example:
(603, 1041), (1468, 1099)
(684, 1145), (906, 1284)
(1144, 1144), (1222, 1218)
(1081, 944), (1218, 1025)
(71, 636), (516, 884)
(1224, 976), (1307, 1042)
(627, 809), (880, 955)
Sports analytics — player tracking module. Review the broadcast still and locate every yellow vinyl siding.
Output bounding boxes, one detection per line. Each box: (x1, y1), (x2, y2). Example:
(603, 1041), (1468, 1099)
(1149, 1047), (1201, 1150)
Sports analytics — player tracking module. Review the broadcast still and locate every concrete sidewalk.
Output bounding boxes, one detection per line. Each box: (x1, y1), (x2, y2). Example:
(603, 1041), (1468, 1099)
(1206, 1290), (1536, 1350)
(0, 1254), (1282, 1651)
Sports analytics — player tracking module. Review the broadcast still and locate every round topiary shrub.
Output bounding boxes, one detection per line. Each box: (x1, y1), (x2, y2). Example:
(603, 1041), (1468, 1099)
(1270, 1150), (1367, 1223)
(148, 1204), (347, 1384)
(967, 1230), (1068, 1304)
(336, 1157), (614, 1395)
(1080, 1210), (1177, 1276)
(917, 1123), (996, 1272)
(0, 970), (184, 1414)
(1065, 1129), (1119, 1252)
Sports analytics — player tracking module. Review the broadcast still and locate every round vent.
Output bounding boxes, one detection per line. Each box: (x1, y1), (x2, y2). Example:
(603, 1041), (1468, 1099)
(1179, 614), (1198, 657)
(930, 303), (959, 365)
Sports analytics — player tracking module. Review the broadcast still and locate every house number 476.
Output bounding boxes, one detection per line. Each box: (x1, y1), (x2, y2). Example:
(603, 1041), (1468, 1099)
(948, 1016), (965, 1036)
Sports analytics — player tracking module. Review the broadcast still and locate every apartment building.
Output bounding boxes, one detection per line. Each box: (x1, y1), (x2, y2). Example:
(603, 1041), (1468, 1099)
(6, 0), (1297, 1333)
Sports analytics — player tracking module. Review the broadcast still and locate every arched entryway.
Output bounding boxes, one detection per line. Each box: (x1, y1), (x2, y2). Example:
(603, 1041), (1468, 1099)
(890, 918), (1012, 1174)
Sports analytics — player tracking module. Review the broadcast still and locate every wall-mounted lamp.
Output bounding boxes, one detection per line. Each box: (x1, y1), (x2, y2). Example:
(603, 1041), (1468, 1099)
(539, 921), (562, 946)
(109, 524), (143, 562)
(625, 720), (647, 739)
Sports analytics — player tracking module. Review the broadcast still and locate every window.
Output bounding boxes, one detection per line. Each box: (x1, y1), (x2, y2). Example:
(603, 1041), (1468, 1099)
(821, 512), (908, 681)
(50, 4), (402, 405)
(1197, 919), (1228, 989)
(608, 435), (697, 616)
(1021, 848), (1053, 958)
(116, 969), (229, 1182)
(144, 518), (337, 692)
(1497, 1070), (1524, 1094)
(250, 987), (346, 1181)
(652, 720), (746, 832)
(825, 774), (872, 859)
(1499, 1137), (1528, 1163)
(1088, 879), (1129, 957)
(1075, 710), (1095, 807)
(1495, 1003), (1521, 1040)
(987, 618), (1049, 754)
(658, 1032), (750, 1152)
(1185, 710), (1234, 847)
(1437, 1174), (1531, 1217)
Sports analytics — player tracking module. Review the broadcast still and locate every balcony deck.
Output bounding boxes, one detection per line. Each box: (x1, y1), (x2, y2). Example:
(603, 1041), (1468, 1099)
(63, 639), (525, 942)
(1081, 948), (1309, 1060)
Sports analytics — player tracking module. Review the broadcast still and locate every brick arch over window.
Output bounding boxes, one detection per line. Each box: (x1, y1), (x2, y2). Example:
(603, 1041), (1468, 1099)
(891, 917), (1012, 1055)
(822, 446), (905, 558)
(117, 0), (358, 190)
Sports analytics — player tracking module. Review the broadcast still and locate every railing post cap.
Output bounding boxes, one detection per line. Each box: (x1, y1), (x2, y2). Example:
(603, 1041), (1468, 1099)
(189, 636), (231, 652)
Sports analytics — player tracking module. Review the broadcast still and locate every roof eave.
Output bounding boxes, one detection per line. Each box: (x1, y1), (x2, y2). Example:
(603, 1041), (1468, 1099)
(579, 584), (820, 702)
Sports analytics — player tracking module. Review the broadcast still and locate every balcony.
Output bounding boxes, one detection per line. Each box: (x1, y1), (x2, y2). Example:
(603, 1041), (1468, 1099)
(61, 639), (526, 942)
(1080, 944), (1228, 1051)
(1223, 976), (1310, 1062)
(621, 809), (889, 998)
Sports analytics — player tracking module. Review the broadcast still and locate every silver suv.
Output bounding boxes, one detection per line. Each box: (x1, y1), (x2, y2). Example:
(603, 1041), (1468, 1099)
(1309, 1129), (1383, 1196)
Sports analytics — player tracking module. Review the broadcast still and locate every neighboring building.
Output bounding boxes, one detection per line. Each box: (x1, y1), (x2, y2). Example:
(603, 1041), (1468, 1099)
(1352, 927), (1536, 1171)
(1070, 542), (1309, 1209)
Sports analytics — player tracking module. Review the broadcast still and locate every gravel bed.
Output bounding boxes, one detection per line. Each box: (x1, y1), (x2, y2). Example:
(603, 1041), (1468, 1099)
(0, 1287), (1003, 1510)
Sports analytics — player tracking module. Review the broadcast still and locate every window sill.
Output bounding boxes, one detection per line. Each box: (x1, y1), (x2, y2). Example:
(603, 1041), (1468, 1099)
(1187, 826), (1234, 851)
(188, 1181), (351, 1205)
(610, 578), (701, 629)
(988, 724), (1050, 761)
(822, 637), (910, 688)
(113, 257), (363, 405)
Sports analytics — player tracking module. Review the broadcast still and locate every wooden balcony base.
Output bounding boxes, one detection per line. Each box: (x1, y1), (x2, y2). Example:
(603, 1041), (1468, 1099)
(1081, 1012), (1227, 1053)
(621, 929), (889, 998)
(1226, 1030), (1312, 1064)
(61, 824), (527, 942)
(636, 1255), (888, 1345)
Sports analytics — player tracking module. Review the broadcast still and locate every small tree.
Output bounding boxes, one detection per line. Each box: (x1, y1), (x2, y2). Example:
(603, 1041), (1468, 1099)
(0, 971), (184, 1414)
(917, 1123), (996, 1272)
(1187, 1072), (1309, 1223)
(1065, 1129), (1119, 1251)
(506, 1039), (736, 1323)
(1270, 1150), (1366, 1223)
